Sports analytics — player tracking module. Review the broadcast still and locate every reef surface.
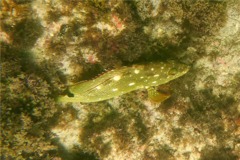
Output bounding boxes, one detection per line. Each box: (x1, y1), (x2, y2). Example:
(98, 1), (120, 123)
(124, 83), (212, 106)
(1, 0), (240, 160)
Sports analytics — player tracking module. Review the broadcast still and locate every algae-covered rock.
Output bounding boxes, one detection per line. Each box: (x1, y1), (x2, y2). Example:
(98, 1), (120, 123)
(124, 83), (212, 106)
(1, 0), (239, 160)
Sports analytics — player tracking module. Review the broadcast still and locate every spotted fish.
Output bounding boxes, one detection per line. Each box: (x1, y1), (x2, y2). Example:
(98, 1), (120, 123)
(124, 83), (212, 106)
(58, 61), (189, 103)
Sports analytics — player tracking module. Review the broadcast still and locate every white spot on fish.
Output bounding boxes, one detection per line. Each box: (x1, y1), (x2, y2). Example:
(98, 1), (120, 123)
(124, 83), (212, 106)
(152, 81), (157, 84)
(129, 82), (135, 86)
(151, 68), (154, 71)
(96, 86), (101, 90)
(112, 88), (118, 91)
(154, 74), (159, 77)
(113, 75), (121, 81)
(140, 76), (144, 79)
(134, 69), (140, 74)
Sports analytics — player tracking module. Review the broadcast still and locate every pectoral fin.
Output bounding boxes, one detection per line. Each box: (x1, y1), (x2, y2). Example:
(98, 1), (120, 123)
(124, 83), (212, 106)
(147, 86), (171, 103)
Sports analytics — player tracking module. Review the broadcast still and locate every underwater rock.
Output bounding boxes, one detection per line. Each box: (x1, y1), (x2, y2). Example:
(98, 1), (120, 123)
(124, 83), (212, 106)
(1, 0), (240, 159)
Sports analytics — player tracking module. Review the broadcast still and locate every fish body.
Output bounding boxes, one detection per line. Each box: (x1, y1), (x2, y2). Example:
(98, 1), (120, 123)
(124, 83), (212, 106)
(58, 61), (189, 103)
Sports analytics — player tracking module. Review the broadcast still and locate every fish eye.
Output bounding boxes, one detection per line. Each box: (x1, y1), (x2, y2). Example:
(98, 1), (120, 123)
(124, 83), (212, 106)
(168, 68), (178, 75)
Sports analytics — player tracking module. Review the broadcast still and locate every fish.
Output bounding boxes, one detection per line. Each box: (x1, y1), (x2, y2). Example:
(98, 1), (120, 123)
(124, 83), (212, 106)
(57, 60), (189, 103)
